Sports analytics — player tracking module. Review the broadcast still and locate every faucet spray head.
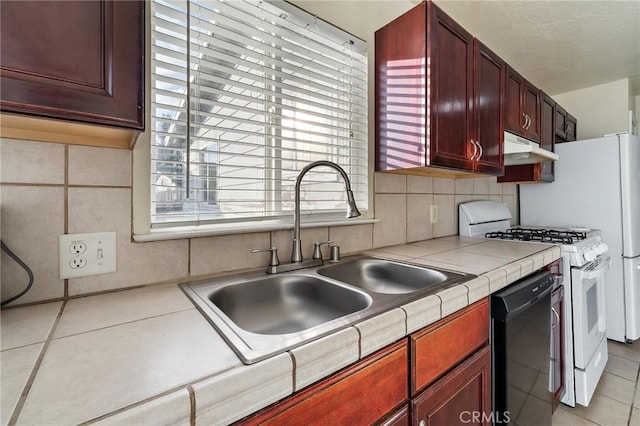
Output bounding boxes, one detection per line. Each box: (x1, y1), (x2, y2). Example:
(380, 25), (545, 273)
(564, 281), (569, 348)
(346, 190), (361, 219)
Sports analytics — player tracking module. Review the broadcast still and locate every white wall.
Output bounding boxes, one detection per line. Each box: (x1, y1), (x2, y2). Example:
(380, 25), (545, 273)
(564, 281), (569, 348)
(553, 78), (630, 139)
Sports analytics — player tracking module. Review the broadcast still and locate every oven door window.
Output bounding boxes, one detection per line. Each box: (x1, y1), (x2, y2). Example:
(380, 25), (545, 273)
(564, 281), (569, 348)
(571, 267), (607, 369)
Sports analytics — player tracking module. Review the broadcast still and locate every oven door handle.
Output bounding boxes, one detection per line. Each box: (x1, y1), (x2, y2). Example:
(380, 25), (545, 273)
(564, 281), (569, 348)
(579, 255), (611, 280)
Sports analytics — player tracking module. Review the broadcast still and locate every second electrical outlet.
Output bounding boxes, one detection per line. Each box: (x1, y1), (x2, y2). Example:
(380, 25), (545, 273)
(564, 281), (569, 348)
(430, 204), (438, 224)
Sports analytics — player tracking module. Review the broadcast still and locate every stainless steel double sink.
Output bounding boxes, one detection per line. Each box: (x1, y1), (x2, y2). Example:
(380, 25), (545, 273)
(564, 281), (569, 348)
(180, 255), (474, 363)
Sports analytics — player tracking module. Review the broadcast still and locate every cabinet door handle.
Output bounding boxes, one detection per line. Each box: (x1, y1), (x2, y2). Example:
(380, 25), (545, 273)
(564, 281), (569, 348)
(477, 140), (483, 161)
(526, 114), (532, 130)
(566, 124), (571, 135)
(522, 112), (527, 129)
(552, 307), (560, 327)
(470, 140), (478, 160)
(419, 420), (426, 426)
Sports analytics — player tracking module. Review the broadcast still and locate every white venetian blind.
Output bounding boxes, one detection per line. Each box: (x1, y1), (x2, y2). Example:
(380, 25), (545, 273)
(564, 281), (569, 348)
(150, 0), (368, 226)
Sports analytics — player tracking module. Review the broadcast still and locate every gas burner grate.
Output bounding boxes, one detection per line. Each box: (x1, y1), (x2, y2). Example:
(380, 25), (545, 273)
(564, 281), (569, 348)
(485, 228), (587, 244)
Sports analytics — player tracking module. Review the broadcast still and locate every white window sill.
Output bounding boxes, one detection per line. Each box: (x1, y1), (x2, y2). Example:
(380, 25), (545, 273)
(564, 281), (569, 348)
(133, 218), (379, 242)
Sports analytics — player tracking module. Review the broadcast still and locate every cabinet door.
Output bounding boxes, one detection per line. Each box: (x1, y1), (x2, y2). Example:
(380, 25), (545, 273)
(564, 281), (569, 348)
(239, 340), (408, 426)
(555, 103), (568, 140)
(411, 346), (491, 426)
(504, 65), (525, 136)
(429, 3), (475, 171)
(551, 287), (565, 412)
(0, 0), (144, 130)
(522, 80), (541, 142)
(539, 92), (555, 182)
(473, 40), (504, 175)
(566, 114), (577, 141)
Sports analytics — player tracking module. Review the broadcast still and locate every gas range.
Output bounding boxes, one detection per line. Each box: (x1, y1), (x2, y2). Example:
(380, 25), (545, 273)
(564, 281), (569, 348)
(458, 201), (607, 267)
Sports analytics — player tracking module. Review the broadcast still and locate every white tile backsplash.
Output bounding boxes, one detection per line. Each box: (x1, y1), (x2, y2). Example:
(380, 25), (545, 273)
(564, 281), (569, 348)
(407, 194), (434, 242)
(1, 186), (65, 304)
(0, 140), (521, 303)
(68, 145), (131, 186)
(190, 233), (271, 277)
(0, 138), (65, 184)
(373, 193), (407, 247)
(374, 172), (407, 193)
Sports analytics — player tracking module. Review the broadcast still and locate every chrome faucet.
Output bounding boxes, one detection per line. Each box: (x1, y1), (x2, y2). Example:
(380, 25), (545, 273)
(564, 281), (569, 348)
(291, 160), (361, 263)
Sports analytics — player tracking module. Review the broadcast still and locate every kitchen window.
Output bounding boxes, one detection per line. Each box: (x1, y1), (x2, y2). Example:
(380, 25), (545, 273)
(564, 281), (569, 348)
(150, 0), (368, 229)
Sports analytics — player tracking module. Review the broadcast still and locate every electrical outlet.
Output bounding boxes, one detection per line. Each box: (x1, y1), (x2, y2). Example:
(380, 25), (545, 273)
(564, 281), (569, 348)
(430, 204), (438, 224)
(59, 232), (116, 279)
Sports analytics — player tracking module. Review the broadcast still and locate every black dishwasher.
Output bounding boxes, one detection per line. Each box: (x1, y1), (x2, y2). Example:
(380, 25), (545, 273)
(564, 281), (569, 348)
(491, 271), (554, 425)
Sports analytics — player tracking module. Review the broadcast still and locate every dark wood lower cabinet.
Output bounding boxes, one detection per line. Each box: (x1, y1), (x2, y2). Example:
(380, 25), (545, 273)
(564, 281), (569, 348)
(238, 340), (408, 426)
(411, 346), (491, 426)
(379, 404), (410, 426)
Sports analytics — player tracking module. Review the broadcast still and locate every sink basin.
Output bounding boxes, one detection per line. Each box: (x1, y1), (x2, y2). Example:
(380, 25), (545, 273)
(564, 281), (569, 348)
(180, 255), (473, 363)
(209, 276), (371, 335)
(318, 258), (458, 294)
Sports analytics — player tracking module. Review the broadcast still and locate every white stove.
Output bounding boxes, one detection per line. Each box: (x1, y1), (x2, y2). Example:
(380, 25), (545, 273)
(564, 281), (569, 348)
(459, 200), (610, 408)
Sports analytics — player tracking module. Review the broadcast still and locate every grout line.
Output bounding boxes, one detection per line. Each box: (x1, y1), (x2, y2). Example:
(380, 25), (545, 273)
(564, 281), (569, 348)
(8, 300), (67, 425)
(627, 365), (640, 425)
(187, 385), (196, 426)
(79, 385), (194, 425)
(187, 239), (191, 276)
(0, 182), (65, 187)
(52, 307), (196, 342)
(288, 351), (297, 394)
(64, 145), (69, 298)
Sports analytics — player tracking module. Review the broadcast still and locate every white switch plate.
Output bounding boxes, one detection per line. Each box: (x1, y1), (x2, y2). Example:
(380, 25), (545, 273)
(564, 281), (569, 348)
(430, 204), (438, 224)
(59, 232), (116, 279)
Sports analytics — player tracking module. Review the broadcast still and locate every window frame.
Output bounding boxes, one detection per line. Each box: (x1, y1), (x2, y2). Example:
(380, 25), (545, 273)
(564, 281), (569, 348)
(132, 0), (375, 240)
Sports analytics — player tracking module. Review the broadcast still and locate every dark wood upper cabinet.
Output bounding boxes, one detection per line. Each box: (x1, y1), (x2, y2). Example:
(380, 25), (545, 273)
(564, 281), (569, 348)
(375, 2), (502, 177)
(498, 91), (554, 183)
(0, 0), (144, 130)
(566, 113), (577, 141)
(504, 65), (540, 142)
(473, 40), (505, 175)
(555, 103), (568, 140)
(428, 3), (475, 172)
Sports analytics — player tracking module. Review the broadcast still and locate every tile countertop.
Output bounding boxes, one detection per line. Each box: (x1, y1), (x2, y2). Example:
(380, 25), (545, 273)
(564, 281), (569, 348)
(0, 236), (562, 426)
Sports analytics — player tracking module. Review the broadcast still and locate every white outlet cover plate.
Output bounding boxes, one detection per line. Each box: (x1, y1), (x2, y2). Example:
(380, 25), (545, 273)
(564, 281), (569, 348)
(59, 232), (117, 279)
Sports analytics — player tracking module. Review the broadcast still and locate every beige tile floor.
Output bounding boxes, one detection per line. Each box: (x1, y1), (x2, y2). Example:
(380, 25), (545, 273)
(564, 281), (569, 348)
(553, 340), (640, 426)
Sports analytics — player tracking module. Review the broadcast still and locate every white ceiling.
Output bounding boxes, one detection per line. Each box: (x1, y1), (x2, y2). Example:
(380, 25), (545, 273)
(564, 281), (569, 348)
(433, 0), (640, 96)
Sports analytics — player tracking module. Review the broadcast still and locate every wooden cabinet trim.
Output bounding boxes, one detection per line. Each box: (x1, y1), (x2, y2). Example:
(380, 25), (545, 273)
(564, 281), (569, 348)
(0, 113), (138, 149)
(238, 340), (409, 425)
(410, 298), (489, 395)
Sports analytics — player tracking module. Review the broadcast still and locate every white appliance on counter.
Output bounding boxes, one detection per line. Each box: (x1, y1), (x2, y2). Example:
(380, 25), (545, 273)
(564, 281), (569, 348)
(459, 200), (610, 407)
(520, 133), (640, 344)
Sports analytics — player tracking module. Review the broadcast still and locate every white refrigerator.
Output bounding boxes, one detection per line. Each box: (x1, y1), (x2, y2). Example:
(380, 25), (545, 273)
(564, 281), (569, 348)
(520, 133), (640, 343)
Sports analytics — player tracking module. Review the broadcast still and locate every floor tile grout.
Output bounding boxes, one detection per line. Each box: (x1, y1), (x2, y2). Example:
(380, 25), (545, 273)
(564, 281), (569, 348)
(554, 340), (640, 426)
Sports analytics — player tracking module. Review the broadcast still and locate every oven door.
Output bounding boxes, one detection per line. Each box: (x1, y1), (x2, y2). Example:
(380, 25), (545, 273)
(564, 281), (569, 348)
(571, 255), (610, 369)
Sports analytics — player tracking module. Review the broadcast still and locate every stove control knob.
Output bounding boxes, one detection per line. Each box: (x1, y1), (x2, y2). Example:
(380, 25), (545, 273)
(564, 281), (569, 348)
(584, 250), (597, 262)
